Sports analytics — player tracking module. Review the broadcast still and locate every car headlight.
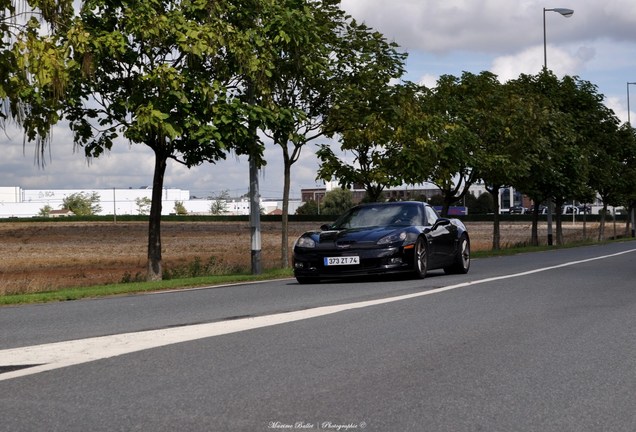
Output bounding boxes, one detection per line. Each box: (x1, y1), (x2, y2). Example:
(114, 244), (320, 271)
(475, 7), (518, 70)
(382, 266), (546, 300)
(377, 231), (407, 245)
(296, 236), (316, 248)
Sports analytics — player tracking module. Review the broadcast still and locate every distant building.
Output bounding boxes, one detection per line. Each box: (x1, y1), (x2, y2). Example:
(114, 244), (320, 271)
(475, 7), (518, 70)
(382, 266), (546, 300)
(300, 182), (445, 206)
(0, 186), (301, 218)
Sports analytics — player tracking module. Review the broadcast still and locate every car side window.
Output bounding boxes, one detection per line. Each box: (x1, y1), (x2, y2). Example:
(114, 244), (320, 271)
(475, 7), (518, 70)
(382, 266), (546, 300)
(425, 206), (438, 226)
(411, 206), (424, 226)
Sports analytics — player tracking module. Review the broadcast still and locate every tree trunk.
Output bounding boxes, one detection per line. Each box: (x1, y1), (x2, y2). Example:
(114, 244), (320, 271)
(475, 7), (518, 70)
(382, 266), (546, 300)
(531, 201), (540, 246)
(598, 203), (608, 241)
(366, 185), (384, 203)
(441, 195), (452, 218)
(582, 205), (587, 240)
(628, 201), (635, 238)
(489, 188), (501, 250)
(555, 198), (564, 246)
(147, 149), (168, 281)
(281, 153), (291, 268)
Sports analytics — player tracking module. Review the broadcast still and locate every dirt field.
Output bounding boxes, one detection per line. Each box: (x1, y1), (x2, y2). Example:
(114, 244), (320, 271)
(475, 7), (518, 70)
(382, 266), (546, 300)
(0, 219), (607, 294)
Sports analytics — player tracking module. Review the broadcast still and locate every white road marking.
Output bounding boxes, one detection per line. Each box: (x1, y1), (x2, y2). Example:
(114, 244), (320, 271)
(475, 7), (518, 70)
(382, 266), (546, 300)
(1, 247), (635, 382)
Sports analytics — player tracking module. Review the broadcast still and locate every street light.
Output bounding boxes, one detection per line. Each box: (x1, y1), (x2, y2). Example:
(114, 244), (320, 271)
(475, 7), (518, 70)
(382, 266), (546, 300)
(543, 8), (574, 69)
(542, 7), (574, 246)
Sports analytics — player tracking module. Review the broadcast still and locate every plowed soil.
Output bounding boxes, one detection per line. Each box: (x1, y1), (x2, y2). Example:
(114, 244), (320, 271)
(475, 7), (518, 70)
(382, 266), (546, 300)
(0, 220), (602, 294)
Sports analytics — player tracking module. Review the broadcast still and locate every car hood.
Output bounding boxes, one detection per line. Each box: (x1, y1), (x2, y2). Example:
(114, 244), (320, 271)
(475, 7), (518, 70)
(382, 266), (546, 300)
(307, 226), (403, 246)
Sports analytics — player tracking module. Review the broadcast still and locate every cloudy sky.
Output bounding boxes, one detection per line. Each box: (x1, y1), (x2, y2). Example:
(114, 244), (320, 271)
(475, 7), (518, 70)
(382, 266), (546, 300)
(2, 0), (636, 199)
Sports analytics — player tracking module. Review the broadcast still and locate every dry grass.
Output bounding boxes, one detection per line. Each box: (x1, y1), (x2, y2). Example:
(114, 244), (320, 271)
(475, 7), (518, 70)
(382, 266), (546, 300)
(0, 219), (607, 295)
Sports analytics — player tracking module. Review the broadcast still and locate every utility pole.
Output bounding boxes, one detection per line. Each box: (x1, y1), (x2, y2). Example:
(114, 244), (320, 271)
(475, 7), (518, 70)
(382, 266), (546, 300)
(247, 80), (262, 274)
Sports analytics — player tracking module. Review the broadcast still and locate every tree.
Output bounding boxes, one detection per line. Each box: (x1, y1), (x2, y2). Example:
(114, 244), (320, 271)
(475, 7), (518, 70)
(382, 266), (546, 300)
(468, 73), (542, 249)
(264, 4), (408, 267)
(320, 188), (353, 215)
(589, 122), (633, 240)
(296, 199), (319, 216)
(259, 0), (347, 267)
(619, 125), (636, 237)
(62, 192), (101, 216)
(43, 0), (290, 281)
(548, 75), (599, 245)
(317, 83), (433, 204)
(173, 201), (187, 216)
(1, 0), (74, 159)
(512, 72), (585, 246)
(38, 204), (52, 217)
(505, 73), (556, 245)
(210, 190), (230, 215)
(135, 197), (151, 215)
(423, 74), (481, 217)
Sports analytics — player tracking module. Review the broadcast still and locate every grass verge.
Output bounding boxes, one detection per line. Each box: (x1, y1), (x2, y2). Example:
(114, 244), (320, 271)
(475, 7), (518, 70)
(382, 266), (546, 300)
(0, 268), (293, 306)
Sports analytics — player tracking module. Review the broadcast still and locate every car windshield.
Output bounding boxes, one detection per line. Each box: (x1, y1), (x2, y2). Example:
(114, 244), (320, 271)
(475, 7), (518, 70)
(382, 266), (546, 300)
(331, 204), (422, 229)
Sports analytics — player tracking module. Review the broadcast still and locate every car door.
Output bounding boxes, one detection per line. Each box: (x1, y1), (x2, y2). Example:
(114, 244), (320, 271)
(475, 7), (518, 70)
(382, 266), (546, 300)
(424, 205), (456, 264)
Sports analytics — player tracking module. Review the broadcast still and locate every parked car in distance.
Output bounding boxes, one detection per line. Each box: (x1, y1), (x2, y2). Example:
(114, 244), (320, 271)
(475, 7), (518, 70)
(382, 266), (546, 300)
(292, 201), (470, 284)
(509, 206), (528, 215)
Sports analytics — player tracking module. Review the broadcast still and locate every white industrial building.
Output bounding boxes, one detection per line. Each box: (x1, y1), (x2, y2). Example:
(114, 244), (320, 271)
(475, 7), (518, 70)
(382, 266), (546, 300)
(0, 186), (300, 218)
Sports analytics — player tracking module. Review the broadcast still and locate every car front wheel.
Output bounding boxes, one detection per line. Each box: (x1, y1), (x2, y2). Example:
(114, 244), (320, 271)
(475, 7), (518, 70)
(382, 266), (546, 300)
(413, 237), (428, 279)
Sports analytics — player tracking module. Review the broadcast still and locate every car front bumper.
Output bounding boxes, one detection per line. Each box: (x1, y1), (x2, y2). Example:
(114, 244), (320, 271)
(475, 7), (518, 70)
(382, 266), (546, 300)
(292, 245), (415, 279)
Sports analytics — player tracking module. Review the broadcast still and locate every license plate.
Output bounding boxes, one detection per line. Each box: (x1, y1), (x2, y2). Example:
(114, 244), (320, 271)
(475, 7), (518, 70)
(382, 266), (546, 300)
(324, 256), (360, 266)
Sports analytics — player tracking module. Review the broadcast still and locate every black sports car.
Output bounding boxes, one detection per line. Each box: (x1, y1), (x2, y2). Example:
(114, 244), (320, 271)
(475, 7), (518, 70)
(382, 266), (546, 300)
(293, 201), (470, 284)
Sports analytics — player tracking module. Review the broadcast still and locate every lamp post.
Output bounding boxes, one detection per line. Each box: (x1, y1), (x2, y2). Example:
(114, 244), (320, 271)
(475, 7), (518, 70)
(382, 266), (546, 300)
(543, 8), (574, 70)
(542, 7), (574, 246)
(628, 82), (636, 237)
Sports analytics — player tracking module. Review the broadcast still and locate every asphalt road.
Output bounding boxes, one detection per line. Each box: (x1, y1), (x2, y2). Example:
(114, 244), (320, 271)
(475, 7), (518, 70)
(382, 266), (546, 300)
(1, 241), (636, 432)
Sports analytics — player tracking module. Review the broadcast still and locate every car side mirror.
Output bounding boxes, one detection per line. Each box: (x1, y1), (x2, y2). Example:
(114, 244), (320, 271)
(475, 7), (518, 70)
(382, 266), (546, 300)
(320, 224), (332, 231)
(433, 218), (451, 229)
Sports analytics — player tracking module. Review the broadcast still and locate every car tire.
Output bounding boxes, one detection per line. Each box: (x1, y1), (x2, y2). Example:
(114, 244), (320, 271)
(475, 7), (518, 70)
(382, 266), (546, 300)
(444, 234), (470, 274)
(413, 237), (428, 279)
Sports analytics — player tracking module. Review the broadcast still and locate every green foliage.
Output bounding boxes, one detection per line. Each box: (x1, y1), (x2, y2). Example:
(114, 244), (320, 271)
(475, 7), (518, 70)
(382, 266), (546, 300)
(317, 83), (427, 202)
(1, 0), (74, 161)
(61, 0), (278, 165)
(316, 22), (409, 203)
(62, 192), (101, 216)
(321, 188), (353, 215)
(296, 199), (319, 216)
(38, 204), (53, 217)
(162, 256), (241, 280)
(423, 73), (486, 215)
(173, 201), (187, 215)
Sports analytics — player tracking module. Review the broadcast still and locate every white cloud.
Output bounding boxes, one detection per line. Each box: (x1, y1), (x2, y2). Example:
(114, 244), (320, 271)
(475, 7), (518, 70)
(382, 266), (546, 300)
(605, 96), (629, 124)
(341, 0), (636, 54)
(417, 74), (439, 88)
(490, 45), (588, 82)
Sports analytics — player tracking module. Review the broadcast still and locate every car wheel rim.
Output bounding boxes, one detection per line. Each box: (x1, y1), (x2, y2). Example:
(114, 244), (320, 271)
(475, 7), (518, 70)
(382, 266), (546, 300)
(461, 239), (470, 269)
(417, 240), (427, 274)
